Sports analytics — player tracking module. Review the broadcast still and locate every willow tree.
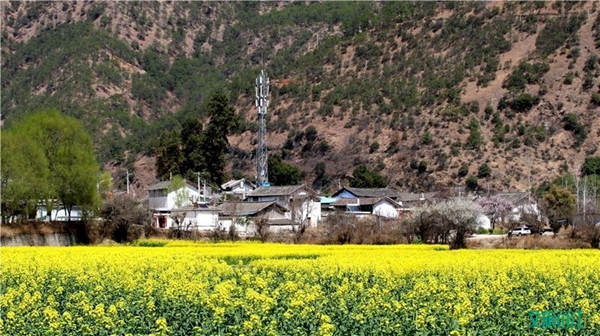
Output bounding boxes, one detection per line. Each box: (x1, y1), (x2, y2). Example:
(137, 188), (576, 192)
(12, 109), (100, 221)
(1, 131), (49, 222)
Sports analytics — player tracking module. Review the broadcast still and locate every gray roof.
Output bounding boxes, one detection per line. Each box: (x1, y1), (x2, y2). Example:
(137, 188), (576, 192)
(331, 197), (401, 207)
(247, 185), (314, 197)
(147, 180), (198, 192)
(397, 192), (439, 202)
(172, 204), (219, 212)
(218, 202), (288, 216)
(221, 179), (255, 190)
(334, 187), (401, 199)
(267, 218), (294, 226)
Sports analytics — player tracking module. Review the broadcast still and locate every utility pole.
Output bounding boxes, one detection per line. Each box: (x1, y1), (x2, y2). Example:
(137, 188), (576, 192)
(527, 151), (532, 209)
(195, 172), (201, 202)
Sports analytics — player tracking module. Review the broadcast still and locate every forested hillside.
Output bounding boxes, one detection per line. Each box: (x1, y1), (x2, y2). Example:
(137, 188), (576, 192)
(2, 1), (599, 194)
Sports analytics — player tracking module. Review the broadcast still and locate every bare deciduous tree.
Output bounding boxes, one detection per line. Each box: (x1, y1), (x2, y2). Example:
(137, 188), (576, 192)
(289, 195), (318, 243)
(409, 200), (483, 249)
(253, 215), (270, 243)
(99, 195), (151, 243)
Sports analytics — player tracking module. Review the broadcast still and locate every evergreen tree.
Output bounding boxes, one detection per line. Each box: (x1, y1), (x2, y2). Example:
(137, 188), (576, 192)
(156, 130), (183, 180)
(350, 164), (388, 188)
(181, 118), (205, 179)
(465, 117), (483, 150)
(268, 154), (304, 186)
(200, 92), (239, 185)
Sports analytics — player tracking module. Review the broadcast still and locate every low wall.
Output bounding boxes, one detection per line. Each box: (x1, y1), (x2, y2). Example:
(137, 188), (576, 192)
(1, 221), (88, 247)
(1, 233), (78, 247)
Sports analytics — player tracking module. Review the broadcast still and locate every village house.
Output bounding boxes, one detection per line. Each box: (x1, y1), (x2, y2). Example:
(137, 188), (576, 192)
(330, 196), (401, 218)
(170, 202), (220, 231)
(146, 180), (201, 229)
(244, 185), (321, 227)
(326, 187), (403, 218)
(220, 179), (255, 199)
(331, 187), (402, 201)
(218, 201), (292, 235)
(395, 192), (440, 215)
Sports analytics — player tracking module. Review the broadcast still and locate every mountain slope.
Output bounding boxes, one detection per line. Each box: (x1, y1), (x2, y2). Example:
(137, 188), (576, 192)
(2, 1), (599, 194)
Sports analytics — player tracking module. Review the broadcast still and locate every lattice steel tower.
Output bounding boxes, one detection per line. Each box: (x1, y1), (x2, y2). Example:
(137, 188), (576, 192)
(255, 69), (270, 187)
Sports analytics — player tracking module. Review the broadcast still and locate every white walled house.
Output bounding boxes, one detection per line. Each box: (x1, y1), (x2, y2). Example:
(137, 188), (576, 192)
(245, 185), (321, 227)
(147, 180), (201, 229)
(331, 197), (401, 219)
(218, 201), (292, 236)
(170, 203), (220, 231)
(332, 187), (401, 201)
(36, 204), (84, 221)
(221, 179), (255, 198)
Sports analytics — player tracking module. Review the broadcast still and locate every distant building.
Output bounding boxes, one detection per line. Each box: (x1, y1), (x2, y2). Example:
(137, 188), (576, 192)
(396, 192), (440, 215)
(330, 197), (401, 218)
(220, 179), (255, 198)
(332, 187), (401, 201)
(146, 180), (201, 229)
(245, 185), (321, 227)
(218, 201), (292, 235)
(171, 203), (220, 231)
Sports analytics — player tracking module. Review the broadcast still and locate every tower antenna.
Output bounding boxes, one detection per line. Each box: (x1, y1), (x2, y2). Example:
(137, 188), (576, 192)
(255, 69), (270, 187)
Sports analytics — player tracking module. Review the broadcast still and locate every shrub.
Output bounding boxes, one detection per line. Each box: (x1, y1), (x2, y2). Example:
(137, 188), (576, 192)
(466, 176), (479, 191)
(420, 130), (433, 145)
(369, 141), (380, 153)
(582, 156), (600, 176)
(562, 113), (586, 147)
(563, 72), (574, 85)
(418, 160), (428, 174)
(511, 93), (539, 112)
(477, 164), (491, 178)
(458, 163), (469, 177)
(591, 92), (600, 106)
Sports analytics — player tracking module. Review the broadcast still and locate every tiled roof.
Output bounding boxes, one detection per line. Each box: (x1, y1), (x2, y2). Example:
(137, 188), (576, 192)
(218, 202), (287, 216)
(397, 192), (439, 202)
(146, 181), (172, 191)
(247, 185), (315, 197)
(267, 218), (294, 226)
(221, 179), (255, 190)
(172, 204), (220, 212)
(334, 187), (401, 199)
(331, 197), (400, 207)
(147, 180), (198, 192)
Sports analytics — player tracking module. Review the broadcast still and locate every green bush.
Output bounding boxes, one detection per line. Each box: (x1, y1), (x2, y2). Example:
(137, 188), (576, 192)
(591, 92), (600, 106)
(466, 175), (479, 191)
(477, 164), (491, 178)
(563, 72), (574, 85)
(510, 93), (539, 112)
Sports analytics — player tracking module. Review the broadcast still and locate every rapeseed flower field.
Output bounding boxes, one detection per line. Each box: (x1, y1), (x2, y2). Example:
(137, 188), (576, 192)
(1, 242), (599, 335)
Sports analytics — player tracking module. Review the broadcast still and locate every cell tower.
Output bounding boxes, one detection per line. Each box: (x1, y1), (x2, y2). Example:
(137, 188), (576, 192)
(255, 69), (270, 187)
